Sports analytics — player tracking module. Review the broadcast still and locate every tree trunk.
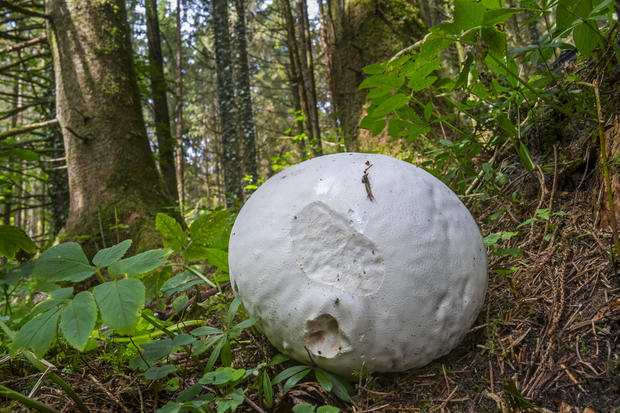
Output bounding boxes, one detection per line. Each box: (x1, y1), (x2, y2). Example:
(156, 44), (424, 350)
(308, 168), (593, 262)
(233, 0), (258, 187)
(46, 0), (171, 252)
(174, 0), (185, 211)
(145, 0), (178, 202)
(325, 0), (426, 151)
(295, 0), (322, 156)
(213, 0), (243, 206)
(279, 0), (307, 158)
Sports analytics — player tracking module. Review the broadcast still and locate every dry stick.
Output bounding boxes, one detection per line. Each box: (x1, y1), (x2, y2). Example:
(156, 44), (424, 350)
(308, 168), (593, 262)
(592, 79), (620, 263)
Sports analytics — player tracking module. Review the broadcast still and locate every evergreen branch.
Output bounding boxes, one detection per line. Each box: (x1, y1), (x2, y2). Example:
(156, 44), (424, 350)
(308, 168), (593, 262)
(0, 34), (47, 55)
(0, 119), (59, 141)
(0, 0), (50, 19)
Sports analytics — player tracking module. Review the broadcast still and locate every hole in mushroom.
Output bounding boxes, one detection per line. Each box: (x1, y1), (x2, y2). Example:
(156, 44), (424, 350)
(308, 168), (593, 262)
(304, 314), (343, 359)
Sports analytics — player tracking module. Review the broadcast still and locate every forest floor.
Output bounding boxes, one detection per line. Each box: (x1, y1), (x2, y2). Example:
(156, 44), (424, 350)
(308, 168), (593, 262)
(2, 122), (619, 413)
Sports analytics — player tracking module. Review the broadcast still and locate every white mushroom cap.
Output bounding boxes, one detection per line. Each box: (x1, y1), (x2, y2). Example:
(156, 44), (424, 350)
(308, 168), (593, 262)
(229, 153), (487, 376)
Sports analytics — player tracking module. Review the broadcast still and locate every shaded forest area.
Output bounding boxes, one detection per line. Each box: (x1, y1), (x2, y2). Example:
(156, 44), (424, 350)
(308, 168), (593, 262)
(0, 0), (619, 411)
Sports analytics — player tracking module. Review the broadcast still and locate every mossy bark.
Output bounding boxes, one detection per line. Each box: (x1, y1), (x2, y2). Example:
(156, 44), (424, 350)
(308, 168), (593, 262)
(324, 0), (426, 151)
(46, 0), (171, 253)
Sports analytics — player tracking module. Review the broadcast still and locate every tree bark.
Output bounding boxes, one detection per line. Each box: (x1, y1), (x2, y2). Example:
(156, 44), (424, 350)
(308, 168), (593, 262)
(233, 0), (258, 187)
(325, 0), (426, 151)
(174, 0), (185, 211)
(295, 0), (322, 156)
(46, 0), (171, 252)
(213, 0), (243, 206)
(145, 0), (178, 202)
(279, 0), (308, 158)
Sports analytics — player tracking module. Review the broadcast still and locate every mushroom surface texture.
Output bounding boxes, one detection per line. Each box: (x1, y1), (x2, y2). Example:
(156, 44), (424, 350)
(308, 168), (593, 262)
(228, 153), (487, 376)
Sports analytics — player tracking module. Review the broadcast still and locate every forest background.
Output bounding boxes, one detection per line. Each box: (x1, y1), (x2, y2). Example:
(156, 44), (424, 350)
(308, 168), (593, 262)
(0, 0), (619, 411)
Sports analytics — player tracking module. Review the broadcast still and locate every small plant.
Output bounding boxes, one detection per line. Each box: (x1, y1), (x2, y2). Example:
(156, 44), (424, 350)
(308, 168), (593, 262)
(273, 363), (354, 402)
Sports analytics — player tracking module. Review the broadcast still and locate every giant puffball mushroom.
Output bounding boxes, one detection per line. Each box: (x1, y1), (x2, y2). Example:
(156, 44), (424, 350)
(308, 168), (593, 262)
(229, 153), (487, 376)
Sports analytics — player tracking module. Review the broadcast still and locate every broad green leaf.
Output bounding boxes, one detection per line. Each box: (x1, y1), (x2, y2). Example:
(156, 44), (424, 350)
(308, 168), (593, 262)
(172, 294), (188, 314)
(293, 404), (316, 413)
(156, 213), (187, 253)
(358, 73), (404, 90)
(482, 8), (521, 25)
(573, 22), (599, 57)
(109, 248), (171, 277)
(93, 278), (145, 334)
(189, 210), (230, 247)
(373, 93), (410, 117)
(199, 367), (246, 386)
(481, 26), (506, 58)
(177, 383), (203, 402)
(409, 75), (437, 92)
(92, 239), (132, 268)
(12, 308), (61, 357)
(185, 247), (229, 273)
(556, 0), (593, 31)
(317, 407), (340, 413)
(362, 63), (384, 74)
(215, 388), (244, 412)
(446, 0), (486, 34)
(226, 296), (241, 328)
(60, 291), (97, 351)
(157, 401), (181, 413)
(141, 338), (174, 362)
(0, 225), (36, 259)
(171, 334), (196, 347)
(33, 242), (96, 282)
(143, 364), (177, 380)
(517, 142), (535, 170)
(48, 287), (74, 300)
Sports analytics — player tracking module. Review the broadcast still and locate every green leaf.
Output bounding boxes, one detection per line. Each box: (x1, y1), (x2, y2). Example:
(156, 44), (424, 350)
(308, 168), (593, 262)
(92, 239), (132, 268)
(199, 367), (246, 386)
(172, 294), (188, 314)
(0, 225), (36, 259)
(156, 213), (187, 253)
(573, 22), (599, 57)
(33, 242), (96, 282)
(283, 367), (312, 393)
(143, 364), (177, 380)
(156, 401), (181, 413)
(447, 0), (486, 34)
(362, 63), (384, 74)
(191, 326), (224, 336)
(12, 308), (61, 357)
(171, 333), (196, 347)
(189, 210), (230, 247)
(273, 365), (311, 385)
(556, 0), (593, 31)
(215, 388), (244, 413)
(206, 337), (225, 371)
(186, 247), (229, 273)
(177, 383), (203, 402)
(109, 248), (171, 277)
(160, 271), (203, 297)
(481, 26), (506, 58)
(314, 368), (333, 392)
(93, 278), (145, 334)
(227, 296), (241, 329)
(373, 93), (410, 117)
(516, 142), (535, 170)
(141, 338), (174, 362)
(317, 407), (340, 413)
(293, 404), (316, 413)
(60, 291), (97, 351)
(482, 8), (522, 25)
(358, 73), (404, 90)
(324, 371), (353, 402)
(261, 371), (273, 406)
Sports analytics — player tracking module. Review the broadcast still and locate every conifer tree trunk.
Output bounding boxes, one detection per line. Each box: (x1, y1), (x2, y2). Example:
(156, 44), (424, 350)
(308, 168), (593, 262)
(295, 0), (322, 156)
(174, 0), (185, 210)
(145, 0), (178, 202)
(213, 0), (242, 206)
(233, 0), (258, 185)
(46, 0), (171, 252)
